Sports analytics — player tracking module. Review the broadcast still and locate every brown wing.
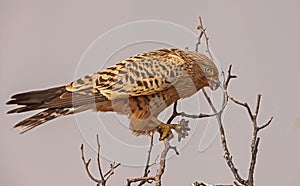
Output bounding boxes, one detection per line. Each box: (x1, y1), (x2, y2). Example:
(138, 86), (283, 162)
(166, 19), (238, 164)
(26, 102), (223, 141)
(78, 48), (190, 100)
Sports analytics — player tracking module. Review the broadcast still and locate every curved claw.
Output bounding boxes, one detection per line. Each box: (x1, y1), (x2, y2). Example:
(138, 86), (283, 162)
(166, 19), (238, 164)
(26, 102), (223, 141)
(157, 119), (190, 141)
(158, 123), (174, 141)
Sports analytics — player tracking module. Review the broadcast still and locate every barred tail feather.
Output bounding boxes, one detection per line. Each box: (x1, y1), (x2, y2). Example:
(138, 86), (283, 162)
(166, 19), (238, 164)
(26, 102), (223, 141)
(13, 107), (74, 134)
(7, 85), (108, 133)
(6, 86), (66, 114)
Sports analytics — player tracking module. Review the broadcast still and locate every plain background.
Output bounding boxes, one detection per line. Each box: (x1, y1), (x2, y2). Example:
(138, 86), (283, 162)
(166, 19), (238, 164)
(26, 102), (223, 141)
(1, 0), (300, 185)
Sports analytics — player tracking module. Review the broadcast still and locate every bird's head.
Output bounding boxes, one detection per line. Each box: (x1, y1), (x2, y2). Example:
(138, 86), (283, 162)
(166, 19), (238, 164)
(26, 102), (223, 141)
(201, 61), (220, 91)
(189, 52), (220, 91)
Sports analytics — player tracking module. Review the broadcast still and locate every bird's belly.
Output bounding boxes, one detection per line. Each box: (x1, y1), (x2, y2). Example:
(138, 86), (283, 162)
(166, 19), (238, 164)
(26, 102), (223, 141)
(95, 85), (199, 133)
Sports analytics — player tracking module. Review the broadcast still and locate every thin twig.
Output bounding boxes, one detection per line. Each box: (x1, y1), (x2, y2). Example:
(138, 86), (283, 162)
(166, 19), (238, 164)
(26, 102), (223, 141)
(126, 137), (179, 186)
(96, 135), (105, 182)
(195, 26), (206, 52)
(81, 144), (102, 184)
(105, 162), (121, 181)
(196, 16), (213, 60)
(193, 181), (234, 186)
(81, 135), (120, 186)
(258, 117), (273, 130)
(228, 96), (254, 121)
(137, 133), (155, 186)
(225, 65), (237, 89)
(167, 93), (229, 125)
(228, 94), (273, 186)
(127, 177), (155, 185)
(167, 101), (180, 124)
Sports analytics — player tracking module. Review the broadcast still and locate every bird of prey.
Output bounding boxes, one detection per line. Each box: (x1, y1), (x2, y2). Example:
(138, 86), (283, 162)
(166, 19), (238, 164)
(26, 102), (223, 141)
(7, 48), (220, 140)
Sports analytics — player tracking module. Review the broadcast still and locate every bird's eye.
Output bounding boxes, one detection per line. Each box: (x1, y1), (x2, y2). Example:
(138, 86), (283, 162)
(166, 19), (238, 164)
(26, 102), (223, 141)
(205, 68), (212, 73)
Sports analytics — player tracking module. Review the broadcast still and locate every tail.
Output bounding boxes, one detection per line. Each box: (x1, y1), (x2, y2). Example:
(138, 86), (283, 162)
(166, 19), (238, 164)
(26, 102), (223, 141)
(7, 86), (67, 114)
(6, 85), (102, 133)
(13, 108), (75, 134)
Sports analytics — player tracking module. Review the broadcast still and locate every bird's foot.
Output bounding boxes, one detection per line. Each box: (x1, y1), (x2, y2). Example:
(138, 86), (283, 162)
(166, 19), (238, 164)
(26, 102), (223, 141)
(158, 119), (190, 141)
(158, 123), (176, 141)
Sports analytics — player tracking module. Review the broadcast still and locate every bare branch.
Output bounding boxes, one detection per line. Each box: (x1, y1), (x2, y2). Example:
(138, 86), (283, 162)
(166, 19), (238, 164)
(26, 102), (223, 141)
(96, 135), (105, 182)
(196, 16), (213, 60)
(80, 144), (102, 184)
(258, 117), (273, 130)
(154, 139), (171, 186)
(81, 135), (120, 186)
(127, 137), (180, 186)
(228, 96), (254, 121)
(247, 138), (260, 184)
(104, 162), (121, 182)
(254, 94), (262, 117)
(192, 181), (234, 186)
(167, 101), (180, 124)
(127, 177), (155, 186)
(137, 133), (155, 186)
(226, 90), (272, 186)
(224, 65), (237, 89)
(195, 26), (206, 52)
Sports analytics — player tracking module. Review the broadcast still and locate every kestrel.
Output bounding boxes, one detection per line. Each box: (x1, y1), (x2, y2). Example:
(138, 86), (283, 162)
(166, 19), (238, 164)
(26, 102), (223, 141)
(7, 48), (220, 140)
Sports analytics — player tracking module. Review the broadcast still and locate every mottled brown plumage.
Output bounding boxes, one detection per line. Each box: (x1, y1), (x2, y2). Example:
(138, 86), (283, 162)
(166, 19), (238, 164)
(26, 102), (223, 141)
(7, 48), (219, 139)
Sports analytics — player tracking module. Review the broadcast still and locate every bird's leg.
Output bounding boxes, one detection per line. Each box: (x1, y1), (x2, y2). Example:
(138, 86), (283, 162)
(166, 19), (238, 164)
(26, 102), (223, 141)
(151, 118), (190, 141)
(157, 123), (181, 141)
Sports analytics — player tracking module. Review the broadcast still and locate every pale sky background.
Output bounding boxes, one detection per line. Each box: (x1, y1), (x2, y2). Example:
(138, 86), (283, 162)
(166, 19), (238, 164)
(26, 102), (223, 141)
(1, 0), (300, 186)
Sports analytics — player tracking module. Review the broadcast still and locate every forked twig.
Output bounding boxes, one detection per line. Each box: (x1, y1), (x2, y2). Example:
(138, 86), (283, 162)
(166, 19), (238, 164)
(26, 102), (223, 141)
(228, 95), (273, 184)
(196, 16), (213, 60)
(81, 134), (120, 186)
(127, 137), (179, 186)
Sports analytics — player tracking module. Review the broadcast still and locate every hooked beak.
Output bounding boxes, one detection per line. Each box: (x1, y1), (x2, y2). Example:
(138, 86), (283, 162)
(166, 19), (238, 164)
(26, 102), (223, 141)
(208, 79), (220, 91)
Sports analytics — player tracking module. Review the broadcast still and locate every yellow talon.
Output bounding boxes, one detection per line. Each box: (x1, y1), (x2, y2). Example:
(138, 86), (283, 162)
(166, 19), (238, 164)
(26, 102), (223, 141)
(158, 123), (180, 141)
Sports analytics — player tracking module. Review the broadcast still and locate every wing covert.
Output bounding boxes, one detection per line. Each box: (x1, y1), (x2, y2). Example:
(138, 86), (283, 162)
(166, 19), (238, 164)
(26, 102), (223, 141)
(65, 48), (192, 100)
(96, 49), (188, 99)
